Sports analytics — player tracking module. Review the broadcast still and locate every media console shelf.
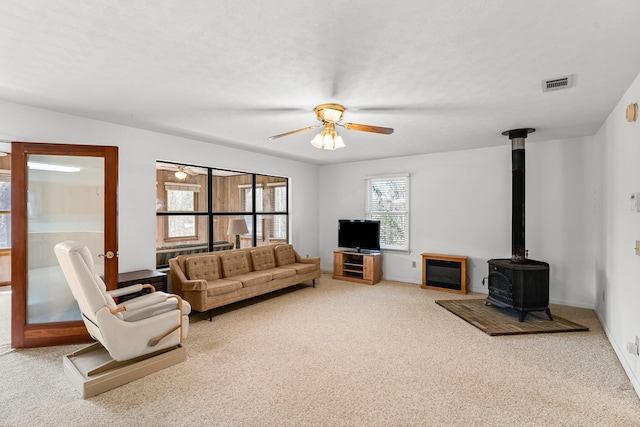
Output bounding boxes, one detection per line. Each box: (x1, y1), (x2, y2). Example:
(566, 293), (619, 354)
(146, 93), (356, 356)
(421, 253), (468, 294)
(333, 250), (382, 285)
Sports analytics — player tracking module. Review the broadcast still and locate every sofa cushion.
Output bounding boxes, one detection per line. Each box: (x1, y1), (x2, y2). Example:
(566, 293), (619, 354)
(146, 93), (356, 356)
(233, 271), (273, 288)
(274, 244), (296, 266)
(220, 251), (251, 277)
(185, 255), (221, 281)
(269, 267), (297, 280)
(206, 279), (243, 297)
(251, 247), (277, 271)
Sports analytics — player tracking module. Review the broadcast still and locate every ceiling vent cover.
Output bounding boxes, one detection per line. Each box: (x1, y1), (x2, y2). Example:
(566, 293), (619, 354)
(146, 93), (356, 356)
(542, 74), (574, 92)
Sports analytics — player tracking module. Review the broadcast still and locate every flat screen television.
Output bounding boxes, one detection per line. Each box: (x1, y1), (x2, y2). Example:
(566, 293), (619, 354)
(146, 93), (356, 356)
(338, 219), (381, 253)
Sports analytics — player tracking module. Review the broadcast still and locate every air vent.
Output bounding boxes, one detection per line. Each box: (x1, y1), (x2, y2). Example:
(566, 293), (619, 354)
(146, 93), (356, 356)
(542, 74), (574, 92)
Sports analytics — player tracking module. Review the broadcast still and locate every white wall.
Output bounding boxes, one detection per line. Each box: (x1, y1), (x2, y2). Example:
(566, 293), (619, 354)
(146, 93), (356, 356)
(319, 136), (596, 308)
(0, 100), (320, 272)
(594, 72), (640, 396)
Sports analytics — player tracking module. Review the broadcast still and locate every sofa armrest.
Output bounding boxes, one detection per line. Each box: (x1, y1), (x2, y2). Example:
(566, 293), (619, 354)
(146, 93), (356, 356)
(299, 256), (321, 266)
(181, 279), (208, 292)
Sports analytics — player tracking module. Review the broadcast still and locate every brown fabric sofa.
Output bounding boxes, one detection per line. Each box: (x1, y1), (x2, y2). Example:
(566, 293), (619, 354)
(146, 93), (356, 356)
(169, 244), (320, 320)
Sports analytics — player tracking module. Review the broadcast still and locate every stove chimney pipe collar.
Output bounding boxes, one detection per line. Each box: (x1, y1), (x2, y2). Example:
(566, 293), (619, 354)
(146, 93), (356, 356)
(502, 128), (535, 151)
(501, 128), (536, 139)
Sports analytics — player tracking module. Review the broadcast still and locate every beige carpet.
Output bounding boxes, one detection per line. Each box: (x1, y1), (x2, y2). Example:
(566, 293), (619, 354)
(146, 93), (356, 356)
(435, 298), (589, 336)
(0, 275), (638, 426)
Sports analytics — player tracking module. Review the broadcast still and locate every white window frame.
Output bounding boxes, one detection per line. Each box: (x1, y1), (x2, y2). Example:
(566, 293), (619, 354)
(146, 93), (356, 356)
(365, 173), (410, 252)
(268, 183), (287, 240)
(164, 182), (200, 240)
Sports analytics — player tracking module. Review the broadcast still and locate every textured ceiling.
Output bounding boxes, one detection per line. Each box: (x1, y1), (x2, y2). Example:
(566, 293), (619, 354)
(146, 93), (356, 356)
(1, 1), (640, 165)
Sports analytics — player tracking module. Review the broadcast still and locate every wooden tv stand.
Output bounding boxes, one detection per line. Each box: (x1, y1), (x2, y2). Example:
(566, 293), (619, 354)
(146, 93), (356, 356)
(333, 250), (382, 285)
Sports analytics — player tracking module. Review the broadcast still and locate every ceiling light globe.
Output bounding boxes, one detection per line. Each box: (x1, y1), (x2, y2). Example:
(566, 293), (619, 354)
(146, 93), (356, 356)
(310, 133), (323, 149)
(175, 171), (188, 179)
(322, 133), (334, 150)
(323, 108), (342, 123)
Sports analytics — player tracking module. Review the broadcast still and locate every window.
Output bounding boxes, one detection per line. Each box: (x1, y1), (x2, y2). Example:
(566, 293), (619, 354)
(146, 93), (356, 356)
(268, 184), (287, 240)
(243, 186), (263, 212)
(365, 174), (410, 251)
(155, 162), (289, 268)
(166, 184), (198, 238)
(0, 171), (10, 249)
(241, 184), (263, 237)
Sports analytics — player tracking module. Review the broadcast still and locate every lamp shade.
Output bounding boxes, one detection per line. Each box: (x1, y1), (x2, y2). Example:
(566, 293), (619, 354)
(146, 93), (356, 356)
(227, 218), (249, 236)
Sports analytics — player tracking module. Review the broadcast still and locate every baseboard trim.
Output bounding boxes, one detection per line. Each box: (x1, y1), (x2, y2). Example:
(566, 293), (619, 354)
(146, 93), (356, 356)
(595, 310), (640, 399)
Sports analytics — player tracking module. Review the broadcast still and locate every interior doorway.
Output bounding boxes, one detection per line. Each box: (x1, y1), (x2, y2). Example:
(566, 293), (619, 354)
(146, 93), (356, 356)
(11, 143), (118, 348)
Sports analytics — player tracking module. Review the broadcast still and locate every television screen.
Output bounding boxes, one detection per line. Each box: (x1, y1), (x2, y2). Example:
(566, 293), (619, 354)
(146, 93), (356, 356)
(338, 219), (381, 252)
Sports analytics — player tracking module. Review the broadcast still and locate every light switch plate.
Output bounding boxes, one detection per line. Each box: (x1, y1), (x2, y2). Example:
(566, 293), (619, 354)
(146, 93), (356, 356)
(631, 193), (640, 211)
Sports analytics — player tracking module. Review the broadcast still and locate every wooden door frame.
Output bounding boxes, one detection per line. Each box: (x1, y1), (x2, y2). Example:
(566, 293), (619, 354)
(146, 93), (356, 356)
(11, 142), (118, 348)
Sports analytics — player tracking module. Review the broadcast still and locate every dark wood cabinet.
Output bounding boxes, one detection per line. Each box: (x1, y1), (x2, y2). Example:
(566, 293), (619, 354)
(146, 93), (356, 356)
(117, 269), (167, 302)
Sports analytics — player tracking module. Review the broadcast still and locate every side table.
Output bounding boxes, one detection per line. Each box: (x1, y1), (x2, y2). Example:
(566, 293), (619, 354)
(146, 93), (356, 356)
(117, 269), (168, 302)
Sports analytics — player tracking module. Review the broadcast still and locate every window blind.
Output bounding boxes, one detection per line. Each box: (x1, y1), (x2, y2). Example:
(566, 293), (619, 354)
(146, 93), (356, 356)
(365, 173), (410, 251)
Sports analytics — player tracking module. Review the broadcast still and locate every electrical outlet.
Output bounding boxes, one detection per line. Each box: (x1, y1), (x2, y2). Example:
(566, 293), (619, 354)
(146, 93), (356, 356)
(411, 261), (416, 268)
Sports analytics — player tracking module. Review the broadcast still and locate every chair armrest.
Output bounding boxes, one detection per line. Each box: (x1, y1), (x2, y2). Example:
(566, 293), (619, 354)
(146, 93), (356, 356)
(181, 279), (208, 292)
(118, 292), (168, 311)
(107, 284), (155, 298)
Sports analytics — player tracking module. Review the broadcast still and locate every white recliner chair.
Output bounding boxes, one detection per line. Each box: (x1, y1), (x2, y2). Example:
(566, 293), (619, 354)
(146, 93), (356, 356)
(54, 241), (191, 397)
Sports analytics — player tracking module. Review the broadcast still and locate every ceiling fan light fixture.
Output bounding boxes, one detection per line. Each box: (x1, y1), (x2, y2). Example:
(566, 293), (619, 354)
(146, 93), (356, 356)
(310, 122), (346, 150)
(175, 170), (188, 179)
(272, 102), (392, 147)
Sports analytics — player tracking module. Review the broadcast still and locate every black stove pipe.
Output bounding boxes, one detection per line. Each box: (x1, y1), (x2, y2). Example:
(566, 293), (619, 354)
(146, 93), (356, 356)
(502, 128), (535, 263)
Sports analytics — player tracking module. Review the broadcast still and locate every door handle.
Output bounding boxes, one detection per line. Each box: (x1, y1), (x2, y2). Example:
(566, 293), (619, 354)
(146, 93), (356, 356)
(99, 251), (116, 259)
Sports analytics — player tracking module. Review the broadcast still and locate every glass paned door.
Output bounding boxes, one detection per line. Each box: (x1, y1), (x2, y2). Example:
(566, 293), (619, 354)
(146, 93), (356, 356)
(26, 155), (104, 323)
(12, 143), (118, 348)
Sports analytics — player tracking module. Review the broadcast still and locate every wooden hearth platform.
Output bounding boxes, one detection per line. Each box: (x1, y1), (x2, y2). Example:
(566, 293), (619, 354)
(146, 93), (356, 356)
(435, 299), (589, 336)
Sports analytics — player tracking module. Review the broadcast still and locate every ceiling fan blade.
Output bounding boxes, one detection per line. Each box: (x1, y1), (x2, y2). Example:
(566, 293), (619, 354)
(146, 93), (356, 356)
(342, 123), (394, 135)
(268, 125), (319, 140)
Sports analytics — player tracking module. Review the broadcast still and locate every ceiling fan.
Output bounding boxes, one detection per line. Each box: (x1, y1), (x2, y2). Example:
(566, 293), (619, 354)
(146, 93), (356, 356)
(156, 162), (205, 179)
(268, 103), (394, 150)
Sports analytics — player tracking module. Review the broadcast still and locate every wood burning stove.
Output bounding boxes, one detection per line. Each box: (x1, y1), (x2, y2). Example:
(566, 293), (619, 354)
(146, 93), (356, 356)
(488, 258), (551, 322)
(486, 128), (552, 322)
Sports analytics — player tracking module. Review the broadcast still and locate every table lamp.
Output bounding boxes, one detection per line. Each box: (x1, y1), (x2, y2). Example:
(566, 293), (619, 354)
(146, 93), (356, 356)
(227, 218), (248, 249)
